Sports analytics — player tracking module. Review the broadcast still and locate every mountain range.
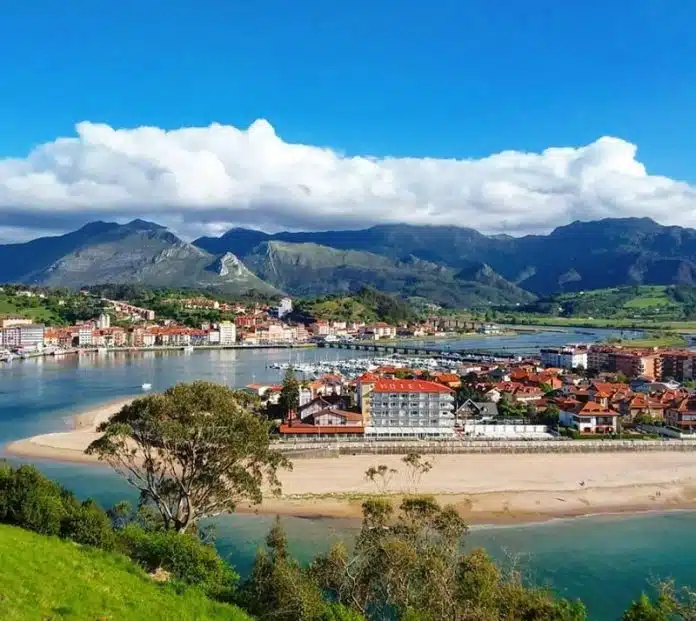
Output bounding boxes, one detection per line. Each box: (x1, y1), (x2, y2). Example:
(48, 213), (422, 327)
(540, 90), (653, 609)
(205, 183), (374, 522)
(0, 219), (277, 296)
(5, 216), (696, 307)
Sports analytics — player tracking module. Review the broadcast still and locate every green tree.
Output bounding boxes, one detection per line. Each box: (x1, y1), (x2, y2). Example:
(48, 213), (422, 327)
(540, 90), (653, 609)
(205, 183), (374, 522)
(239, 519), (327, 621)
(311, 496), (586, 621)
(61, 498), (116, 550)
(0, 463), (72, 536)
(117, 524), (238, 601)
(634, 413), (659, 426)
(87, 381), (291, 533)
(539, 382), (554, 395)
(279, 366), (300, 416)
(627, 580), (696, 620)
(622, 593), (670, 621)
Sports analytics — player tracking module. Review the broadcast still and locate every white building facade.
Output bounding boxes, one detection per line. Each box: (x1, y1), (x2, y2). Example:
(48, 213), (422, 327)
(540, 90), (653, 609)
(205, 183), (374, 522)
(364, 379), (455, 436)
(540, 347), (588, 369)
(2, 324), (45, 349)
(97, 313), (111, 329)
(78, 327), (93, 347)
(218, 321), (237, 345)
(277, 297), (293, 318)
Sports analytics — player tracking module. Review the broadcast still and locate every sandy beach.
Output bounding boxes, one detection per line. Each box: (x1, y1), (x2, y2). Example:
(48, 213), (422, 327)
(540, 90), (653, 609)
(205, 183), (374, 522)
(6, 399), (696, 524)
(4, 397), (135, 465)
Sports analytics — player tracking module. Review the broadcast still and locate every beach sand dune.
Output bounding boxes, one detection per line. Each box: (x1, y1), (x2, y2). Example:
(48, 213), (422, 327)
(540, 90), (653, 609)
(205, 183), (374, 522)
(5, 399), (696, 524)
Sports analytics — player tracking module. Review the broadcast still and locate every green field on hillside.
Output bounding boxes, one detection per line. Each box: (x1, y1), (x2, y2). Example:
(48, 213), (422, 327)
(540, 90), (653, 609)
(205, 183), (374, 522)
(502, 285), (696, 329)
(0, 524), (251, 621)
(0, 294), (62, 324)
(555, 285), (681, 312)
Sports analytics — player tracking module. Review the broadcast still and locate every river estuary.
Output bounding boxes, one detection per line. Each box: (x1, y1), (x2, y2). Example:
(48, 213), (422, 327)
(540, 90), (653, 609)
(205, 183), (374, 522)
(1, 328), (693, 619)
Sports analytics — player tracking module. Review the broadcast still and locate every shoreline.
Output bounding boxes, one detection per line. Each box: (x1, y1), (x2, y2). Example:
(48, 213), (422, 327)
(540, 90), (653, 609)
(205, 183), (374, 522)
(3, 397), (136, 464)
(247, 493), (696, 527)
(7, 399), (696, 526)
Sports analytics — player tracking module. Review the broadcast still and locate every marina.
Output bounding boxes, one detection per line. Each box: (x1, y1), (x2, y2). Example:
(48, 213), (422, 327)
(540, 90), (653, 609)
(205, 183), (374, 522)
(268, 353), (463, 378)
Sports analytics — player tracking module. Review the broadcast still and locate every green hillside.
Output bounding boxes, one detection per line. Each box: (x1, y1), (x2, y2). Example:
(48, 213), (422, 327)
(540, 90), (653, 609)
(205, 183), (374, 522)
(0, 293), (61, 324)
(509, 285), (696, 322)
(296, 287), (418, 324)
(243, 240), (534, 308)
(0, 524), (251, 621)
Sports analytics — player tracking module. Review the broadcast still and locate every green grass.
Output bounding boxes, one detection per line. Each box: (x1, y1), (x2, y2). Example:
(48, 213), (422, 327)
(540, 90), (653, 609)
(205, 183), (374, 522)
(0, 295), (62, 324)
(609, 334), (688, 348)
(503, 315), (696, 331)
(0, 524), (251, 621)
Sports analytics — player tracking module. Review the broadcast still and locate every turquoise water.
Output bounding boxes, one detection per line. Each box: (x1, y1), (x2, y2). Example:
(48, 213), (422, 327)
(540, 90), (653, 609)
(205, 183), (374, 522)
(211, 510), (696, 621)
(0, 330), (690, 620)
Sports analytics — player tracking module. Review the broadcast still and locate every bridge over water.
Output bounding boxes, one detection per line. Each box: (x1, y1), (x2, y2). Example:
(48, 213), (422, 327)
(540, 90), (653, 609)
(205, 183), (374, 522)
(317, 341), (522, 360)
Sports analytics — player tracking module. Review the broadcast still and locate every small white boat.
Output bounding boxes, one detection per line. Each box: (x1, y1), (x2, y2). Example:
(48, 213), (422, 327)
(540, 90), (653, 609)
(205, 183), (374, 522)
(141, 383), (152, 391)
(183, 345), (194, 353)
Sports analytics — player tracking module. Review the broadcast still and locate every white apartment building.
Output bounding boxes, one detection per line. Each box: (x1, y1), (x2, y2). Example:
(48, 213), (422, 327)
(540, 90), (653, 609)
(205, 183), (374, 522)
(360, 379), (455, 437)
(361, 323), (397, 340)
(218, 321), (237, 345)
(97, 313), (111, 329)
(2, 323), (45, 349)
(540, 347), (587, 369)
(78, 327), (93, 347)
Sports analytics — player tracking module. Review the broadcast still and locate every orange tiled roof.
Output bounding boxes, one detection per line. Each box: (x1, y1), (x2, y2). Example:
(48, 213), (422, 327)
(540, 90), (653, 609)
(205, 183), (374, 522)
(356, 372), (380, 383)
(435, 373), (460, 383)
(573, 401), (617, 416)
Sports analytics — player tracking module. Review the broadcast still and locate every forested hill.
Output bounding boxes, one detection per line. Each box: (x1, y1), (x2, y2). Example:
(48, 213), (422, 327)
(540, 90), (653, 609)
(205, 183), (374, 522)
(293, 288), (419, 325)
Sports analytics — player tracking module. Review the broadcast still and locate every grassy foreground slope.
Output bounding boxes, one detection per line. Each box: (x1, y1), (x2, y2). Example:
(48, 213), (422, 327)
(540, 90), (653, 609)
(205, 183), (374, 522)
(0, 524), (250, 621)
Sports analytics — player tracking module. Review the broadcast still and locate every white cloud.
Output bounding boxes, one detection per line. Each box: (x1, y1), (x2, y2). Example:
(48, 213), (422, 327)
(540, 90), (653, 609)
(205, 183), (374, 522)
(1, 119), (696, 242)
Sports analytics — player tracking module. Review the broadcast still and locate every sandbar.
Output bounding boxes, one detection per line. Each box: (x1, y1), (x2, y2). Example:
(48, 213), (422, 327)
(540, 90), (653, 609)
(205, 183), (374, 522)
(3, 397), (135, 464)
(5, 399), (696, 524)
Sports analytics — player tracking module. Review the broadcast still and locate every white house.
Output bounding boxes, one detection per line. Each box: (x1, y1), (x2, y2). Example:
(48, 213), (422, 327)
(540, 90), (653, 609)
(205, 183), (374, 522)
(361, 323), (397, 340)
(560, 401), (619, 434)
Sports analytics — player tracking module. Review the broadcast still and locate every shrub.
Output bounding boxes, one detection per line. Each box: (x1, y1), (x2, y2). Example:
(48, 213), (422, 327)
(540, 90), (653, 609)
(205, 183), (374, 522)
(62, 499), (116, 550)
(559, 427), (580, 439)
(117, 524), (238, 601)
(0, 463), (115, 549)
(0, 464), (70, 535)
(321, 603), (367, 620)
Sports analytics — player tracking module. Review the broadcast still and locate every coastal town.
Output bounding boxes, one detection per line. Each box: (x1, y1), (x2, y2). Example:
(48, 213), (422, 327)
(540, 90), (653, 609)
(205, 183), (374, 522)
(5, 289), (696, 445)
(0, 289), (500, 356)
(258, 342), (696, 441)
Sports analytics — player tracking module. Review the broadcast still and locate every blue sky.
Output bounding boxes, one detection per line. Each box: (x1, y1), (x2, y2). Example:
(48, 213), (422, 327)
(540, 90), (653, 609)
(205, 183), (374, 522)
(2, 1), (694, 172)
(0, 0), (695, 240)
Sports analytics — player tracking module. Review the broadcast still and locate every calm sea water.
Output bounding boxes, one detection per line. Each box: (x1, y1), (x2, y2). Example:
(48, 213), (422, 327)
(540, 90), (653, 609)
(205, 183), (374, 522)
(1, 328), (690, 621)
